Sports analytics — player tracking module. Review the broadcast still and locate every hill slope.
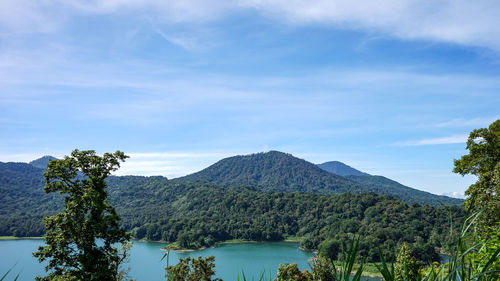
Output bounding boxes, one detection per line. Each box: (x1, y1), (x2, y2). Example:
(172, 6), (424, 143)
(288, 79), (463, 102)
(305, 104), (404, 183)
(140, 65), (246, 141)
(0, 158), (465, 262)
(29, 156), (57, 170)
(344, 174), (463, 206)
(180, 151), (462, 205)
(315, 160), (462, 206)
(317, 161), (369, 176)
(178, 151), (368, 194)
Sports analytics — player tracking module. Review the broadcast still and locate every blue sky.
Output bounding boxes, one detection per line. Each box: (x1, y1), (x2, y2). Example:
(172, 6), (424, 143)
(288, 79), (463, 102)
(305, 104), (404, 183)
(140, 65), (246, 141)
(1, 1), (500, 197)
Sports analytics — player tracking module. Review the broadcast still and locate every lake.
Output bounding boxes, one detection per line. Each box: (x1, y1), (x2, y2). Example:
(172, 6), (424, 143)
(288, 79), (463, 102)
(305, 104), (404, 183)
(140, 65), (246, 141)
(0, 239), (378, 280)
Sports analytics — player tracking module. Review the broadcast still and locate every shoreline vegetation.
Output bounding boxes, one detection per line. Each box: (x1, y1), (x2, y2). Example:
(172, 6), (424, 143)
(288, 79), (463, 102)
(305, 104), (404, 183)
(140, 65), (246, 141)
(0, 236), (43, 240)
(4, 121), (500, 280)
(160, 238), (384, 278)
(161, 237), (306, 251)
(0, 236), (384, 278)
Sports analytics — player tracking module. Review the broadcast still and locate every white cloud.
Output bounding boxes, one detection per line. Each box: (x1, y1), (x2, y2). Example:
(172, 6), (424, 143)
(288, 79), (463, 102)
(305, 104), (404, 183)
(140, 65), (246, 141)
(239, 0), (500, 51)
(0, 152), (63, 163)
(394, 134), (468, 146)
(433, 117), (499, 128)
(128, 152), (229, 159)
(1, 0), (500, 51)
(65, 0), (234, 22)
(0, 0), (233, 33)
(116, 151), (234, 178)
(0, 0), (64, 33)
(441, 191), (466, 199)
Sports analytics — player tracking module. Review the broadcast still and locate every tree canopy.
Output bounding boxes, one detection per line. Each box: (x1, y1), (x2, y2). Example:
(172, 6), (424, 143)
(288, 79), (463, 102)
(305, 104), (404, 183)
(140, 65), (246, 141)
(453, 119), (500, 234)
(33, 149), (130, 281)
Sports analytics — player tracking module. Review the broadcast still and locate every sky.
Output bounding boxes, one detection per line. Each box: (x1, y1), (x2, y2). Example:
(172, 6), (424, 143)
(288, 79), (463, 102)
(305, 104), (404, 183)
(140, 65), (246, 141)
(1, 1), (500, 198)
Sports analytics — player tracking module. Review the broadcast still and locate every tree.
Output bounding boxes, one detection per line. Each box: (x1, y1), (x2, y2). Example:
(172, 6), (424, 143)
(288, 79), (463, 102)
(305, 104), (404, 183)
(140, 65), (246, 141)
(453, 119), (500, 234)
(165, 256), (221, 281)
(393, 243), (420, 281)
(318, 238), (341, 260)
(33, 149), (130, 281)
(309, 256), (336, 281)
(275, 263), (312, 281)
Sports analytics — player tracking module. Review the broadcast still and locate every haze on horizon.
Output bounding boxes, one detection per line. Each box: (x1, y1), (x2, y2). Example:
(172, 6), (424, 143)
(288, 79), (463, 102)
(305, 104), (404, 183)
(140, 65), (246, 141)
(1, 0), (500, 198)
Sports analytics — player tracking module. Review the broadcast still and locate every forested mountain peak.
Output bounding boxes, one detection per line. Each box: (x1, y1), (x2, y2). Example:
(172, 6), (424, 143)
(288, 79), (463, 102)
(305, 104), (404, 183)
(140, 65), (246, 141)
(29, 156), (58, 170)
(178, 150), (463, 206)
(178, 150), (370, 194)
(317, 161), (370, 176)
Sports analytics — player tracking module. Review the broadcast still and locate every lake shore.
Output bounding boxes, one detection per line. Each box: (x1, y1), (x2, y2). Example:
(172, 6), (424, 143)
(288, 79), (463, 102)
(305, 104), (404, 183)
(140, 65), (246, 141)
(0, 236), (43, 240)
(159, 239), (383, 279)
(162, 238), (304, 252)
(1, 238), (382, 280)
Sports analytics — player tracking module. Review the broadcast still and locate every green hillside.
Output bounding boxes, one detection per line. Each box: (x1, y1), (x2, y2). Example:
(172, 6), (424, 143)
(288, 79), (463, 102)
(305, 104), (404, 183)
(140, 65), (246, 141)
(28, 156), (57, 170)
(0, 154), (465, 262)
(181, 151), (462, 206)
(315, 160), (463, 206)
(317, 161), (369, 176)
(127, 183), (463, 262)
(343, 175), (463, 206)
(179, 151), (376, 194)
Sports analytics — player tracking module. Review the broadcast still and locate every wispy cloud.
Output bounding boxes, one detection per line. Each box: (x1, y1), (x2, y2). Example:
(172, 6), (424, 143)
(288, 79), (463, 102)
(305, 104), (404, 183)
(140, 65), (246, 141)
(394, 134), (468, 146)
(432, 117), (499, 128)
(153, 26), (219, 51)
(241, 0), (500, 51)
(117, 151), (233, 178)
(1, 1), (500, 51)
(0, 152), (63, 163)
(128, 152), (229, 159)
(441, 191), (466, 199)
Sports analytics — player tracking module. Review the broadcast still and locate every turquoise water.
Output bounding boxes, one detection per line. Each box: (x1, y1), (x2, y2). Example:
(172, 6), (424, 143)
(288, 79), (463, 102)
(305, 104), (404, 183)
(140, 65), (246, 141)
(127, 241), (316, 280)
(0, 240), (313, 280)
(0, 239), (378, 280)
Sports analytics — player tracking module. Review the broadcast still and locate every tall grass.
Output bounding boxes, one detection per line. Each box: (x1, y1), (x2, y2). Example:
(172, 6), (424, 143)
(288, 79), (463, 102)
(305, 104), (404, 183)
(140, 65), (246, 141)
(376, 210), (499, 281)
(0, 266), (19, 281)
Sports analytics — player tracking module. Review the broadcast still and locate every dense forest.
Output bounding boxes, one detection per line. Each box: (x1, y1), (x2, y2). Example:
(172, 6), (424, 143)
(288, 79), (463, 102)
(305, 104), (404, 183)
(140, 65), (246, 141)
(180, 151), (462, 205)
(124, 183), (464, 262)
(0, 156), (464, 263)
(317, 161), (370, 176)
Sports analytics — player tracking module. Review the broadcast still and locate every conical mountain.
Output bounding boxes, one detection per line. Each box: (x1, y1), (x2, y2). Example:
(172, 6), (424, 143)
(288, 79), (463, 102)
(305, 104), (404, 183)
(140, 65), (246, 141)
(180, 151), (462, 205)
(317, 161), (369, 176)
(179, 151), (368, 194)
(29, 156), (58, 170)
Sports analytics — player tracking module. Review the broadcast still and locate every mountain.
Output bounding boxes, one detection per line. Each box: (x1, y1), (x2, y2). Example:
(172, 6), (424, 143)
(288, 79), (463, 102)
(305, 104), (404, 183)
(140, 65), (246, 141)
(344, 174), (463, 206)
(178, 151), (368, 194)
(317, 161), (369, 176)
(316, 160), (463, 206)
(0, 156), (465, 262)
(180, 151), (462, 206)
(29, 156), (58, 170)
(0, 161), (59, 236)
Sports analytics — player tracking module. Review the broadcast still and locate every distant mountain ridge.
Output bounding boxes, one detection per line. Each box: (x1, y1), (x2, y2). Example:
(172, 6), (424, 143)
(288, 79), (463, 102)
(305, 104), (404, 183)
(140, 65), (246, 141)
(29, 156), (58, 170)
(178, 151), (369, 194)
(315, 160), (462, 206)
(179, 151), (463, 206)
(0, 158), (463, 262)
(0, 152), (462, 215)
(317, 161), (369, 176)
(0, 152), (463, 257)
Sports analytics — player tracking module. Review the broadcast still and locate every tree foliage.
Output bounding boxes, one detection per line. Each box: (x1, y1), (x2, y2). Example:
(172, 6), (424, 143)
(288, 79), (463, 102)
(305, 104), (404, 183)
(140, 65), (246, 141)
(131, 186), (461, 262)
(394, 243), (420, 281)
(276, 263), (313, 281)
(180, 151), (462, 206)
(165, 256), (221, 281)
(33, 150), (130, 281)
(453, 119), (500, 234)
(0, 152), (466, 263)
